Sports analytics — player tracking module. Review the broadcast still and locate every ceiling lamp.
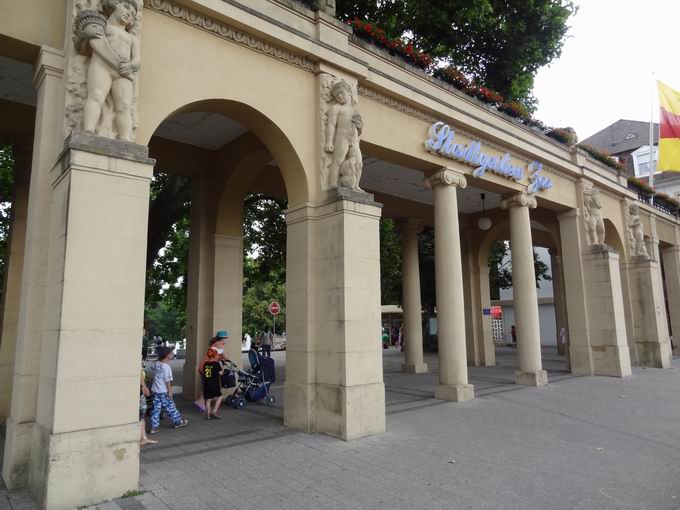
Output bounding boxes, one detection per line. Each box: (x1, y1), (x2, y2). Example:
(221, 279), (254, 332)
(477, 193), (492, 231)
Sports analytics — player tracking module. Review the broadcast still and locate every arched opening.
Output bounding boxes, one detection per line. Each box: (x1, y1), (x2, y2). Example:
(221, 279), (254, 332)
(476, 214), (568, 382)
(141, 99), (310, 447)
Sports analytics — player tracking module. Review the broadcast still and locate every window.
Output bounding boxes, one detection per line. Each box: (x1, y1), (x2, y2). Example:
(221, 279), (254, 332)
(625, 133), (637, 140)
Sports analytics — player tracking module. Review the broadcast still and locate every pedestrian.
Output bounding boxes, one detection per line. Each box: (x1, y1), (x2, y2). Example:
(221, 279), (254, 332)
(261, 329), (273, 358)
(382, 328), (389, 349)
(194, 330), (229, 412)
(149, 346), (188, 434)
(243, 331), (252, 351)
(201, 347), (224, 420)
(140, 350), (157, 446)
(511, 325), (517, 348)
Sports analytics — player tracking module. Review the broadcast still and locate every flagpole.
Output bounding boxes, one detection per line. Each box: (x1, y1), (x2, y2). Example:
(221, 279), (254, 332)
(649, 73), (655, 189)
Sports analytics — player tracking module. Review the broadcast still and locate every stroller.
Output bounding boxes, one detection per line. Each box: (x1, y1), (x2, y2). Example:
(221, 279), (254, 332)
(224, 349), (276, 409)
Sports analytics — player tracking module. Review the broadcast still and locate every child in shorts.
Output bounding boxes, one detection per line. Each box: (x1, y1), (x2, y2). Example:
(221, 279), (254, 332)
(149, 346), (188, 434)
(201, 347), (224, 420)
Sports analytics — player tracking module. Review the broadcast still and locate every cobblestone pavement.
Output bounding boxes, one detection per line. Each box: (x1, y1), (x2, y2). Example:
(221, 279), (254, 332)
(2, 348), (680, 509)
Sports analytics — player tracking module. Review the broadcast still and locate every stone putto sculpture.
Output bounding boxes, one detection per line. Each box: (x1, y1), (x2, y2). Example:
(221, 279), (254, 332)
(583, 185), (606, 246)
(322, 78), (364, 191)
(627, 203), (649, 258)
(71, 0), (142, 142)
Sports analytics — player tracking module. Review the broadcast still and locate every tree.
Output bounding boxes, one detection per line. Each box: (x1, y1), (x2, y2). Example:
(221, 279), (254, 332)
(336, 0), (576, 104)
(488, 240), (552, 300)
(242, 193), (288, 335)
(379, 219), (402, 305)
(0, 146), (14, 305)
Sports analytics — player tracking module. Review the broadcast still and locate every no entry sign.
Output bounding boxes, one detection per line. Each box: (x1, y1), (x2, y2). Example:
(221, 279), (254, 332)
(268, 301), (281, 315)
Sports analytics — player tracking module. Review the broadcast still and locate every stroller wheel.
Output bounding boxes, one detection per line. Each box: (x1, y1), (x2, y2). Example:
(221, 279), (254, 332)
(266, 395), (275, 405)
(225, 395), (235, 407)
(234, 397), (246, 410)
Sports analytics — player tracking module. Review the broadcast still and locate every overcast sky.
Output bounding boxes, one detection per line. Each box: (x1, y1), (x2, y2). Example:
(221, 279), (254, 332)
(532, 0), (679, 141)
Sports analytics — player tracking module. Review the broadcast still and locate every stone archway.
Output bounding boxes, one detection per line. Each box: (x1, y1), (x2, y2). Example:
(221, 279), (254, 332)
(145, 98), (312, 431)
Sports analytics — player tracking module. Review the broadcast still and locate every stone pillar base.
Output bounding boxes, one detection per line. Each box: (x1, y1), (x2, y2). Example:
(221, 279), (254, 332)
(283, 381), (315, 434)
(637, 341), (672, 368)
(514, 369), (548, 386)
(284, 381), (386, 441)
(592, 345), (632, 377)
(2, 418), (34, 490)
(401, 362), (428, 374)
(30, 422), (140, 509)
(434, 384), (474, 402)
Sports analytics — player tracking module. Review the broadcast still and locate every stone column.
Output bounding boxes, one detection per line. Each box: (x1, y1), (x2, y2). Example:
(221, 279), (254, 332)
(549, 250), (569, 361)
(501, 192), (547, 386)
(28, 133), (154, 509)
(626, 256), (672, 368)
(397, 219), (427, 373)
(0, 142), (32, 425)
(661, 243), (680, 356)
(476, 265), (496, 366)
(284, 190), (385, 440)
(3, 46), (65, 490)
(426, 168), (473, 401)
(212, 235), (244, 365)
(184, 176), (216, 402)
(557, 210), (592, 374)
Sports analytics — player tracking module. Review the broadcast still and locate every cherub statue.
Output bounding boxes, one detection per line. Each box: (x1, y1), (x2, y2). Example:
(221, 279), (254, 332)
(75, 0), (141, 142)
(583, 187), (606, 246)
(627, 203), (649, 258)
(324, 81), (363, 191)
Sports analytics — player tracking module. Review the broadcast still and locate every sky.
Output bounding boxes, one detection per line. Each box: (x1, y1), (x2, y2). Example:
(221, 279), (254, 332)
(532, 0), (680, 141)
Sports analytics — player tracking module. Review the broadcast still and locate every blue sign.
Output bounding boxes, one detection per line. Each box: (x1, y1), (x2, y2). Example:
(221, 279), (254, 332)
(482, 308), (491, 316)
(425, 122), (553, 194)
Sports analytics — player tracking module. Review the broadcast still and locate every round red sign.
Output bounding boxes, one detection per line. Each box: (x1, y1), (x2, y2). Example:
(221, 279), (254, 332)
(268, 301), (281, 315)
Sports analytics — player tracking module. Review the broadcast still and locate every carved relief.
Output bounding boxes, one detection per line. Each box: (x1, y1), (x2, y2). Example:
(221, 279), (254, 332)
(67, 0), (143, 141)
(144, 0), (317, 73)
(424, 168), (467, 190)
(626, 203), (649, 258)
(321, 75), (363, 191)
(582, 183), (606, 246)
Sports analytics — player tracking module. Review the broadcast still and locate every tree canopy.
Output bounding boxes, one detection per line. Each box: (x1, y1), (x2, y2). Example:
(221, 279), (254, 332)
(336, 0), (576, 104)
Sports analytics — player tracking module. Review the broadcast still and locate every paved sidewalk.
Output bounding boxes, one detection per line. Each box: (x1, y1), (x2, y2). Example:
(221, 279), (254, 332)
(2, 348), (680, 509)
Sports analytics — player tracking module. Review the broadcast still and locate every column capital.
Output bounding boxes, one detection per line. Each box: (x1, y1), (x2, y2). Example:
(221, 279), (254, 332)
(32, 46), (65, 90)
(500, 192), (537, 210)
(396, 218), (424, 235)
(424, 167), (467, 190)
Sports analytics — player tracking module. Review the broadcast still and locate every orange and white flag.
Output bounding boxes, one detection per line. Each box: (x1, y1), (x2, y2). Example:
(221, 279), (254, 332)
(658, 81), (680, 171)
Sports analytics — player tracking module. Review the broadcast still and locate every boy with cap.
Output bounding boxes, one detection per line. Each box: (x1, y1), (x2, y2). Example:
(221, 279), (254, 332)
(150, 346), (188, 434)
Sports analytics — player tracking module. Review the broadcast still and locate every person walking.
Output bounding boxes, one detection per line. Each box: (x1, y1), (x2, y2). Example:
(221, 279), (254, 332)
(511, 325), (517, 348)
(149, 346), (188, 434)
(261, 329), (273, 358)
(201, 347), (224, 420)
(194, 330), (229, 412)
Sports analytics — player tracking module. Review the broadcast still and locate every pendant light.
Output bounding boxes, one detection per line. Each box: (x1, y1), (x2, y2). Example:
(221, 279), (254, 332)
(478, 193), (492, 231)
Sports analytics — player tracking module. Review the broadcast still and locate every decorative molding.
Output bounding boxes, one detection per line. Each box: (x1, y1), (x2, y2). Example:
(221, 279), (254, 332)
(500, 192), (537, 210)
(358, 85), (438, 124)
(144, 0), (318, 73)
(424, 168), (467, 190)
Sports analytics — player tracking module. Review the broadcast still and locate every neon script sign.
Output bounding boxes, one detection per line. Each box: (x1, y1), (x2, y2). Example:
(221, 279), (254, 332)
(425, 122), (552, 194)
